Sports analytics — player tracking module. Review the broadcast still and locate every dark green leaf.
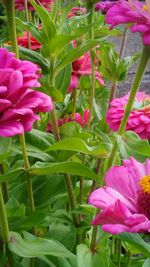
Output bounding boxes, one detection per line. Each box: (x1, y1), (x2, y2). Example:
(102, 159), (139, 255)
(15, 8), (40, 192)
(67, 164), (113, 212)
(117, 233), (150, 257)
(30, 161), (99, 181)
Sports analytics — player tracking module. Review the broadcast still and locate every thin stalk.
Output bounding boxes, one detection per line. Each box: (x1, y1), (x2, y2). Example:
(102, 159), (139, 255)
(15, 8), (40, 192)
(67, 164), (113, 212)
(86, 1), (95, 128)
(119, 27), (128, 59)
(109, 27), (128, 105)
(24, 0), (31, 49)
(90, 159), (102, 194)
(116, 239), (121, 267)
(0, 164), (8, 203)
(20, 134), (35, 213)
(49, 58), (79, 227)
(72, 88), (77, 116)
(126, 250), (131, 267)
(90, 225), (98, 252)
(106, 45), (150, 170)
(4, 0), (18, 57)
(0, 186), (14, 266)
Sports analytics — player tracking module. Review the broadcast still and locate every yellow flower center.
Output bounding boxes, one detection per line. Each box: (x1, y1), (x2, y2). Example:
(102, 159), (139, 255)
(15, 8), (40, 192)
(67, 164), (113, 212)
(140, 175), (150, 194)
(143, 0), (150, 14)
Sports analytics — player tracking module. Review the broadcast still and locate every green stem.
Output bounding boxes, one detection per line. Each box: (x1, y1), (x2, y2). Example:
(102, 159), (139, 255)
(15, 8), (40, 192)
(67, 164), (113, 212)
(126, 250), (131, 267)
(72, 88), (77, 116)
(119, 27), (128, 59)
(20, 135), (35, 213)
(90, 225), (98, 252)
(49, 58), (78, 227)
(0, 187), (9, 243)
(4, 0), (19, 57)
(86, 3), (95, 128)
(106, 45), (150, 170)
(24, 0), (31, 49)
(0, 164), (8, 203)
(109, 81), (118, 106)
(116, 239), (121, 267)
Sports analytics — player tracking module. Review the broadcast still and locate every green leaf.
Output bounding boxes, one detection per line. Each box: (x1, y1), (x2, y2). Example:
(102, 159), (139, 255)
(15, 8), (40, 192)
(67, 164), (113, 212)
(0, 136), (11, 163)
(8, 231), (75, 259)
(55, 64), (71, 96)
(117, 131), (150, 161)
(0, 168), (24, 183)
(30, 161), (99, 181)
(46, 137), (112, 158)
(55, 40), (99, 75)
(77, 244), (109, 267)
(142, 259), (150, 267)
(19, 46), (49, 74)
(117, 233), (150, 257)
(30, 0), (56, 41)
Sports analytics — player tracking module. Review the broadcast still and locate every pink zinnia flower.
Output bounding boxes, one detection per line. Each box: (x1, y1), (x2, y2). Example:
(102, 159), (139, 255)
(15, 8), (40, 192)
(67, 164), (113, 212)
(47, 109), (90, 132)
(15, 0), (53, 12)
(67, 6), (87, 18)
(17, 32), (41, 50)
(105, 0), (150, 45)
(68, 51), (104, 93)
(95, 1), (117, 13)
(106, 92), (150, 140)
(0, 48), (53, 137)
(89, 157), (150, 234)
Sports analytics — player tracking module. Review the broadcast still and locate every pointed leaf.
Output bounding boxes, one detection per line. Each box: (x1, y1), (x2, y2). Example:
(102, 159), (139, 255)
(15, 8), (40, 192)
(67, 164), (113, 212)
(30, 161), (99, 181)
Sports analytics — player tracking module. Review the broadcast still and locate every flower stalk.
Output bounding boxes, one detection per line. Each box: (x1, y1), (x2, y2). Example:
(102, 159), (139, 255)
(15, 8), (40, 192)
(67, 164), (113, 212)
(49, 57), (79, 227)
(106, 45), (150, 169)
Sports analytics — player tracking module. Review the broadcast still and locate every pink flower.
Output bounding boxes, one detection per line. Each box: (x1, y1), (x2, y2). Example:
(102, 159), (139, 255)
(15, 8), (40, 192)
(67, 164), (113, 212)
(89, 157), (150, 234)
(47, 109), (90, 132)
(17, 32), (41, 50)
(15, 0), (53, 12)
(68, 51), (104, 93)
(67, 7), (87, 18)
(105, 0), (150, 45)
(95, 1), (116, 13)
(106, 92), (150, 140)
(0, 48), (53, 137)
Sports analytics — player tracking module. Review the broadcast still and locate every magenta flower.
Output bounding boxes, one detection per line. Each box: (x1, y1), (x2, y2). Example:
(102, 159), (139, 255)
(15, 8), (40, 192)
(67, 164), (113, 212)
(106, 92), (150, 140)
(89, 157), (150, 234)
(95, 1), (117, 13)
(15, 0), (53, 12)
(105, 0), (150, 45)
(0, 48), (53, 137)
(47, 109), (90, 132)
(67, 6), (87, 18)
(17, 32), (41, 50)
(68, 51), (104, 93)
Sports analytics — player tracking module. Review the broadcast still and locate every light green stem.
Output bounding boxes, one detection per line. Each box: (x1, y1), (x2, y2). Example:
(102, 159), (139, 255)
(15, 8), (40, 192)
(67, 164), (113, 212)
(0, 187), (9, 243)
(4, 0), (18, 57)
(49, 58), (79, 227)
(106, 45), (150, 169)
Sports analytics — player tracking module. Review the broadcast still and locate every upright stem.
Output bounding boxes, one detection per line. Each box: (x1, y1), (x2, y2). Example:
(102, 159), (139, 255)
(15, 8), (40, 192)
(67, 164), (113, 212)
(49, 58), (79, 227)
(0, 187), (9, 243)
(24, 0), (31, 49)
(4, 0), (35, 215)
(106, 45), (150, 169)
(4, 0), (18, 57)
(0, 164), (8, 203)
(86, 2), (95, 128)
(20, 134), (35, 213)
(119, 27), (128, 59)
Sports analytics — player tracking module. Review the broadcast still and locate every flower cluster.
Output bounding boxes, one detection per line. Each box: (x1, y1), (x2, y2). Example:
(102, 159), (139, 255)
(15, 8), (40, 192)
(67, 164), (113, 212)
(105, 0), (150, 45)
(106, 92), (150, 140)
(0, 48), (53, 137)
(89, 157), (150, 234)
(15, 0), (53, 12)
(68, 51), (104, 93)
(95, 1), (116, 13)
(17, 32), (41, 50)
(47, 109), (90, 132)
(67, 6), (87, 18)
